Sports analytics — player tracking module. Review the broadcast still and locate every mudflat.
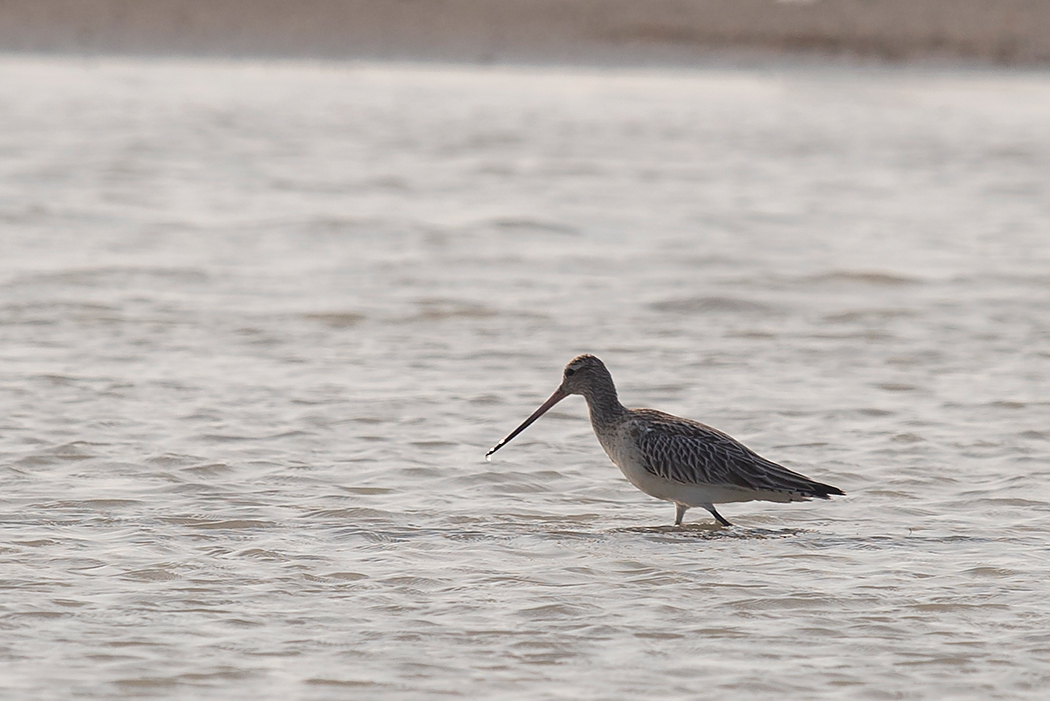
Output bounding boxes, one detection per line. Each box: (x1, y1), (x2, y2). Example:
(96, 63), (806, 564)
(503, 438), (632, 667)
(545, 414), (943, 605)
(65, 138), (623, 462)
(1, 0), (1049, 65)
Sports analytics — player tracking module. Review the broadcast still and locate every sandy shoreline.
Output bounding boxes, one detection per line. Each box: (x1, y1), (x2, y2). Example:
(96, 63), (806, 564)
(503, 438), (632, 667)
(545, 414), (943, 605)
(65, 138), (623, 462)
(2, 0), (1049, 66)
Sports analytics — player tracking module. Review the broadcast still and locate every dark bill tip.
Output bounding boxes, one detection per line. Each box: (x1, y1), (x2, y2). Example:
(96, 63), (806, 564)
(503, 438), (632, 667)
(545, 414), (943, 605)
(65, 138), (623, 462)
(485, 386), (568, 460)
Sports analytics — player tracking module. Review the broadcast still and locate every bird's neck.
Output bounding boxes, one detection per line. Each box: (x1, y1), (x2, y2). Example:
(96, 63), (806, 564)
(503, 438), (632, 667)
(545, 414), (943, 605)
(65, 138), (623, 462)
(582, 381), (626, 430)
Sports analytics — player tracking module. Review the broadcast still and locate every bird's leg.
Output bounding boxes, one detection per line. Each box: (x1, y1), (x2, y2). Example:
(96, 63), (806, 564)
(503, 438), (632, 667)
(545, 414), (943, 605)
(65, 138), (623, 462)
(705, 504), (733, 527)
(674, 503), (687, 526)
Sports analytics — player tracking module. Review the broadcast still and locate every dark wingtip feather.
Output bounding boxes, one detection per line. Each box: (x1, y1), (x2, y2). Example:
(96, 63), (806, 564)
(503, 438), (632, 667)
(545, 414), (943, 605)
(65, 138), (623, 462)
(810, 482), (845, 498)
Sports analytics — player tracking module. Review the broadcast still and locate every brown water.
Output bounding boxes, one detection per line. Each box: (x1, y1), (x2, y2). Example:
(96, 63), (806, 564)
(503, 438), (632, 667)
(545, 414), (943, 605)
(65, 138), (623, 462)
(2, 56), (1050, 699)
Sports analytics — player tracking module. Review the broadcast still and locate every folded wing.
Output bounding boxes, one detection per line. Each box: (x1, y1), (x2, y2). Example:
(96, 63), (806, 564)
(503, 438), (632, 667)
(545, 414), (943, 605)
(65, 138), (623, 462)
(632, 409), (844, 499)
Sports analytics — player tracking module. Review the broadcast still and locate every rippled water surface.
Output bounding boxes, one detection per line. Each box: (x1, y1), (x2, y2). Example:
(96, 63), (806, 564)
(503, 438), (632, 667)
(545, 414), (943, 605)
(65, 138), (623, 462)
(2, 56), (1050, 699)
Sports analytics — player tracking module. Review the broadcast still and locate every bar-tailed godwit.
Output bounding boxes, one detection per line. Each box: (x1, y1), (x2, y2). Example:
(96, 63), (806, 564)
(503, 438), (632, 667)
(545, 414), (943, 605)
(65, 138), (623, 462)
(486, 354), (844, 526)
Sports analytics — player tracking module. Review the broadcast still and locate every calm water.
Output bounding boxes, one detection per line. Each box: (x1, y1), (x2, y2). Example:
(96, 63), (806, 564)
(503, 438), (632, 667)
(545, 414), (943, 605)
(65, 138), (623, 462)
(2, 56), (1050, 699)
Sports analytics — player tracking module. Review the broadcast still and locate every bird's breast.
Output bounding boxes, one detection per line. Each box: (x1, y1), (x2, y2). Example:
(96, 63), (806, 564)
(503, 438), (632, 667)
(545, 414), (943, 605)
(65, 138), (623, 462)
(593, 419), (658, 492)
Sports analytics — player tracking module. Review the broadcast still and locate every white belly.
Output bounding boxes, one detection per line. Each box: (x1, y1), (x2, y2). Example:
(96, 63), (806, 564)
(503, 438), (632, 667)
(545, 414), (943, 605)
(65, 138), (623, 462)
(594, 422), (774, 506)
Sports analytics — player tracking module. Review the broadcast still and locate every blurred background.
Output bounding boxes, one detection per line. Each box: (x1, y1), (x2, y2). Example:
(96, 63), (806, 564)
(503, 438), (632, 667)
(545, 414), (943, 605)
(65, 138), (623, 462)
(2, 0), (1050, 65)
(2, 2), (1050, 700)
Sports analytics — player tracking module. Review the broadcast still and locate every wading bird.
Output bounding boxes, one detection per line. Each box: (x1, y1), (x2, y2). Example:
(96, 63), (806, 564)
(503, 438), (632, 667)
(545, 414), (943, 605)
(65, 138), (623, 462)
(486, 354), (843, 526)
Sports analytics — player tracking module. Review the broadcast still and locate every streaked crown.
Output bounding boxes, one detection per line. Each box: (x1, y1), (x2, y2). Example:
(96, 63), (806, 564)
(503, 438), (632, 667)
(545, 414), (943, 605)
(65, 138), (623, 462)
(560, 354), (614, 396)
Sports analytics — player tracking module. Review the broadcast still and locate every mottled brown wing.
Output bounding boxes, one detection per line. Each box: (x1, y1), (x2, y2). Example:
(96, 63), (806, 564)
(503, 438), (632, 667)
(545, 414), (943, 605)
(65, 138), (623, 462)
(631, 409), (842, 498)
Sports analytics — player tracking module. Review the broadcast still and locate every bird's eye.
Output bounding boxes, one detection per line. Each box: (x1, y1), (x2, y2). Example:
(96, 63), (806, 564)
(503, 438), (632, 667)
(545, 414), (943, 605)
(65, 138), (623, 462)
(565, 368), (576, 376)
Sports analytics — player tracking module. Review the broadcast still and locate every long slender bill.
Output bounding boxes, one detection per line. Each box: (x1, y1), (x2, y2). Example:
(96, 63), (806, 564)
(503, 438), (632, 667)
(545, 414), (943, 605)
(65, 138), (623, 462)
(485, 387), (569, 460)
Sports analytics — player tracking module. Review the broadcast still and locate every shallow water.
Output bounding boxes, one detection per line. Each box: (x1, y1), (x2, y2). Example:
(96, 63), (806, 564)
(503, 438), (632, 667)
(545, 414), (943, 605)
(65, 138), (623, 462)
(1, 56), (1050, 699)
